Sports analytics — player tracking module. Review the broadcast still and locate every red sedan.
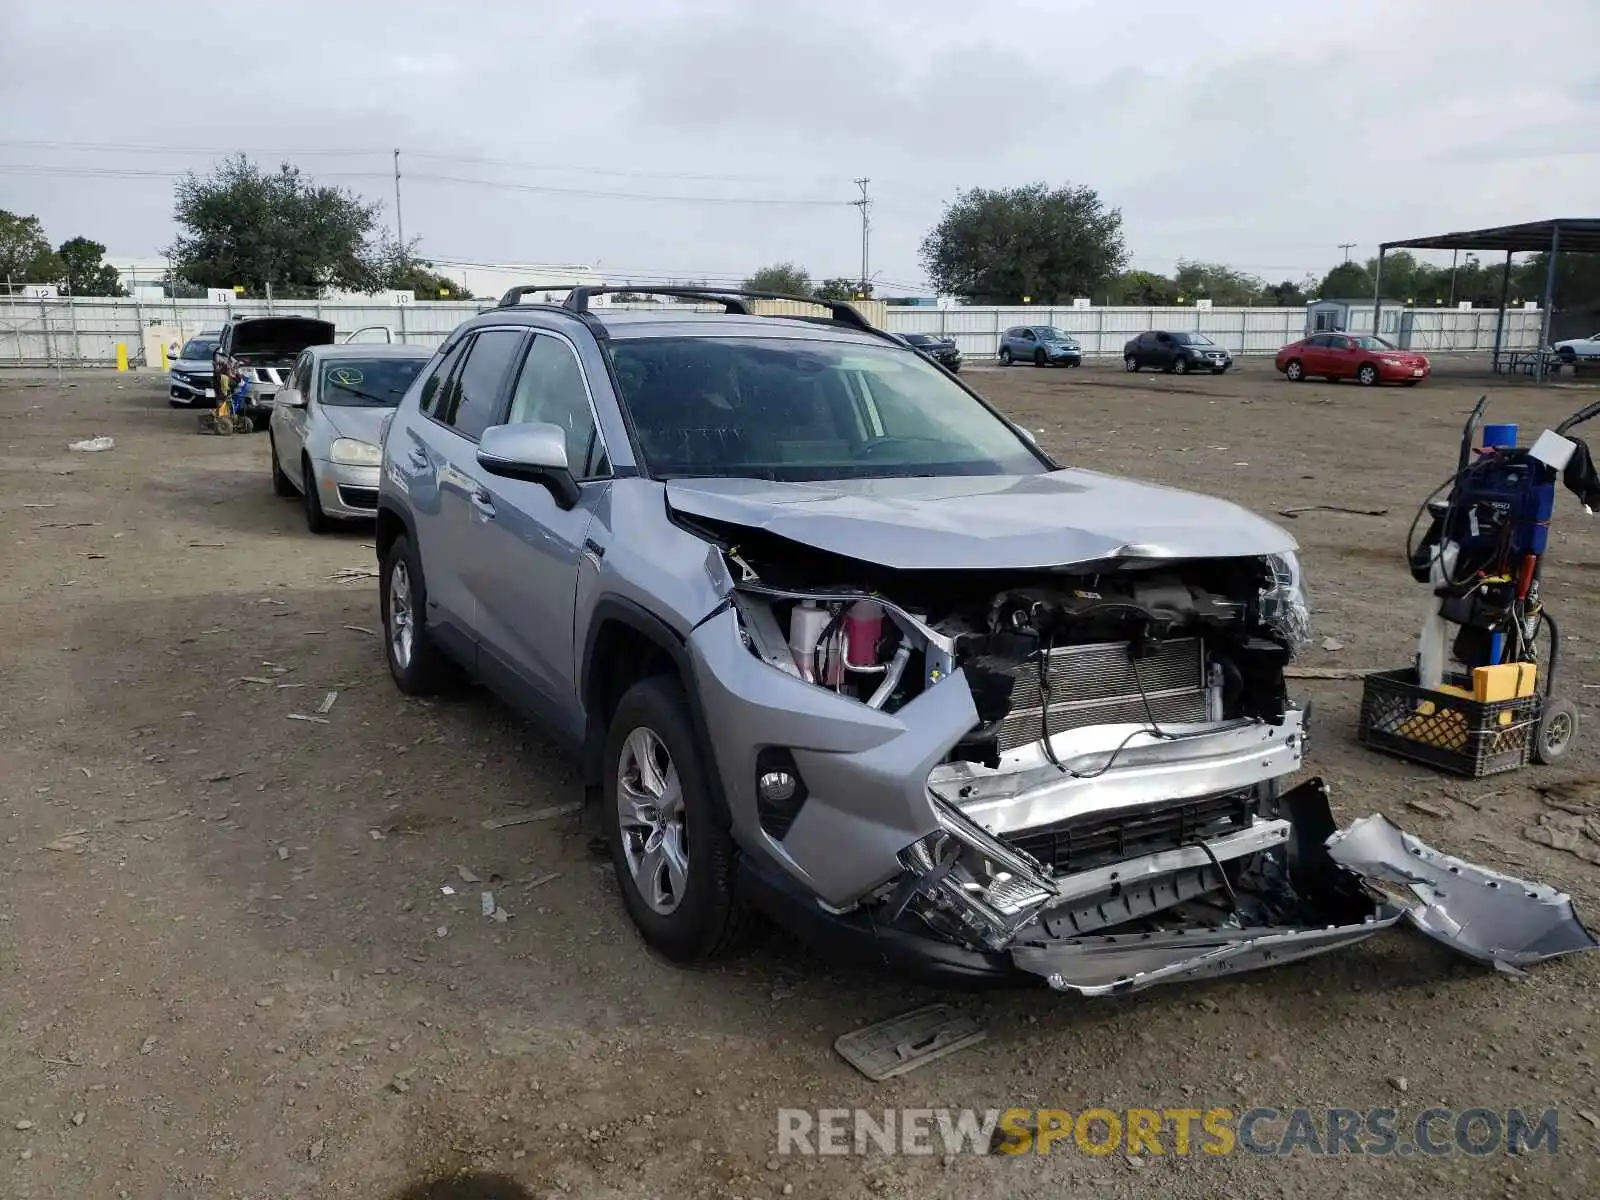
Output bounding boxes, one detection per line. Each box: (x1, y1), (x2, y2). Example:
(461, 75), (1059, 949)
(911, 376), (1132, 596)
(1275, 333), (1430, 386)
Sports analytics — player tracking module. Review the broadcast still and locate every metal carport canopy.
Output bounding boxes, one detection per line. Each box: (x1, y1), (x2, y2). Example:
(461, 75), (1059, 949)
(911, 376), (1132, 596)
(1380, 218), (1600, 254)
(1372, 218), (1599, 381)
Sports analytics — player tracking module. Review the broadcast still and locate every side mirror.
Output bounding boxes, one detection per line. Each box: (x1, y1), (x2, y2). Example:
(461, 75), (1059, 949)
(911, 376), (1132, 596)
(477, 422), (579, 509)
(277, 388), (305, 408)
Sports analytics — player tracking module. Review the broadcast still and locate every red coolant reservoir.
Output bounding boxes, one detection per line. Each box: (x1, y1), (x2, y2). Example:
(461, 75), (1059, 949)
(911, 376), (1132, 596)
(842, 600), (884, 669)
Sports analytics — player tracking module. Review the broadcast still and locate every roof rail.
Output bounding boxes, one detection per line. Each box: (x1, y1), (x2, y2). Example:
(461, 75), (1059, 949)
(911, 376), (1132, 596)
(561, 286), (879, 334)
(496, 283), (594, 309)
(562, 286), (751, 315)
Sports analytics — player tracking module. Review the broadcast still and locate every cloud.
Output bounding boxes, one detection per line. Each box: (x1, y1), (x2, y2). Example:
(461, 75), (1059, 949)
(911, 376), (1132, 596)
(1, 0), (1596, 287)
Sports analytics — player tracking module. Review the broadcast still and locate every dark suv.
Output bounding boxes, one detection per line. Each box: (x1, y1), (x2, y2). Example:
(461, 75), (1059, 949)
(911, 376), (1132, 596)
(1123, 330), (1233, 374)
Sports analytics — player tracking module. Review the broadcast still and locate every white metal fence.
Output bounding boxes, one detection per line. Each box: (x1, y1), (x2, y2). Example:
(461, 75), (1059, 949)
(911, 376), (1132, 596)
(878, 305), (1545, 361)
(0, 295), (1546, 367)
(0, 297), (475, 366)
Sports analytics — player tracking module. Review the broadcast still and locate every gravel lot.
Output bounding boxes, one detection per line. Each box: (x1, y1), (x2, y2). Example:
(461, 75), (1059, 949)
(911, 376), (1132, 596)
(3, 360), (1600, 1199)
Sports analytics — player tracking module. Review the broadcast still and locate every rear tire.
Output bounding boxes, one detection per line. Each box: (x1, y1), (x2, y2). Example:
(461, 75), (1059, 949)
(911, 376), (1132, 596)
(1124, 356), (1139, 372)
(270, 435), (297, 497)
(602, 676), (746, 963)
(379, 534), (454, 696)
(1357, 363), (1380, 387)
(998, 348), (1012, 365)
(1284, 359), (1305, 382)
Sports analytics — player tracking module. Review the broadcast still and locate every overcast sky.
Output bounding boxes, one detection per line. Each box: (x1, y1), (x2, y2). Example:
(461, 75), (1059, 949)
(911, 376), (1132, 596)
(2, 0), (1596, 292)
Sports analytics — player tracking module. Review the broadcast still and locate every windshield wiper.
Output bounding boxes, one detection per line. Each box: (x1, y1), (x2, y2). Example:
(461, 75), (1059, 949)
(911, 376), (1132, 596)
(325, 380), (393, 405)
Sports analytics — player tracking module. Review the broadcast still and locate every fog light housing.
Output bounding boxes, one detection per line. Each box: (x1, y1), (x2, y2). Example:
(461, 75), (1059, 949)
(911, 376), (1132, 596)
(755, 748), (807, 840)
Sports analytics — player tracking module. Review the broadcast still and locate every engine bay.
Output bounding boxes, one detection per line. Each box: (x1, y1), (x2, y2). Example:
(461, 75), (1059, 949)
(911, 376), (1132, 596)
(717, 522), (1310, 770)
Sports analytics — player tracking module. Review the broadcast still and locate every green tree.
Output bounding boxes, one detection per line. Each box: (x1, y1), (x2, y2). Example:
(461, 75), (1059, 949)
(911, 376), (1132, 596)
(1259, 277), (1314, 307)
(366, 233), (465, 299)
(814, 276), (872, 300)
(55, 237), (126, 296)
(0, 209), (63, 290)
(1173, 260), (1265, 307)
(919, 182), (1126, 304)
(170, 154), (385, 297)
(742, 262), (812, 295)
(1515, 252), (1600, 310)
(1106, 270), (1177, 306)
(1317, 261), (1373, 299)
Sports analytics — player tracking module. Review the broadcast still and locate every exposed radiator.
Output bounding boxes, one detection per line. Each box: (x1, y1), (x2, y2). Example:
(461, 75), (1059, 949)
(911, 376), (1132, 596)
(993, 637), (1208, 751)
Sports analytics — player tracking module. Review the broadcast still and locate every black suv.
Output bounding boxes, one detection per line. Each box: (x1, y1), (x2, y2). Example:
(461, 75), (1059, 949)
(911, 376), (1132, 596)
(1123, 330), (1233, 375)
(898, 332), (962, 372)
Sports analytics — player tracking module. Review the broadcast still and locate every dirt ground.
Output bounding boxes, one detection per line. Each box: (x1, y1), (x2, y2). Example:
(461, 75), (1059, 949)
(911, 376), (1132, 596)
(4, 359), (1600, 1200)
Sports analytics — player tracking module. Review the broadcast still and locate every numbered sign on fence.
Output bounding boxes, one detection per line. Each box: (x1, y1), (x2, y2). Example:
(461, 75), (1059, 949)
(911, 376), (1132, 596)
(23, 285), (58, 299)
(207, 289), (234, 305)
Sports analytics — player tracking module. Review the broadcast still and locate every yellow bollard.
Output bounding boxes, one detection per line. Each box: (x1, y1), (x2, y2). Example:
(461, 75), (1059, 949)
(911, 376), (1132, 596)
(115, 343), (129, 371)
(159, 343), (169, 371)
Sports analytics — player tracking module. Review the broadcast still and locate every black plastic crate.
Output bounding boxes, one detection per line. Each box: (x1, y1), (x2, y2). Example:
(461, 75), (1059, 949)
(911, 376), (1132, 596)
(1358, 667), (1540, 778)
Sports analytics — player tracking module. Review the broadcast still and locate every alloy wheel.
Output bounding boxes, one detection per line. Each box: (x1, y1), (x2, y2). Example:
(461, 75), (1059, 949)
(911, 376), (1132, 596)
(616, 726), (689, 915)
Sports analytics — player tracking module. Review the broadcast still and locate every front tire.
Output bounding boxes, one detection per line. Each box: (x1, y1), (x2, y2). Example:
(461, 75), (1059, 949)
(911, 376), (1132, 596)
(1173, 357), (1190, 375)
(270, 435), (297, 497)
(1284, 359), (1305, 382)
(602, 676), (745, 963)
(303, 459), (331, 534)
(379, 534), (454, 696)
(1033, 348), (1047, 367)
(1357, 363), (1380, 387)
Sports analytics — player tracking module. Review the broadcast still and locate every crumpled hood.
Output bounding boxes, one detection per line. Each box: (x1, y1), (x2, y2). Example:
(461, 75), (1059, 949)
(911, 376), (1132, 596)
(665, 469), (1296, 570)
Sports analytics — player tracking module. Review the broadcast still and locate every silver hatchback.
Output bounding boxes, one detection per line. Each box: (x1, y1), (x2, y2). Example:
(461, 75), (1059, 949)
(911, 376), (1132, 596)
(268, 343), (434, 532)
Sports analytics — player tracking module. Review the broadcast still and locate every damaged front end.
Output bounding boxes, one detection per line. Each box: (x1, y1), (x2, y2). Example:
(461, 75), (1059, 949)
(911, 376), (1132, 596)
(687, 516), (1596, 994)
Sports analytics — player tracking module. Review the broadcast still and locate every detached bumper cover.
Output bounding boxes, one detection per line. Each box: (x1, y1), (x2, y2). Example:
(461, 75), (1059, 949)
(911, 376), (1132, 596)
(1325, 813), (1600, 971)
(1005, 789), (1598, 995)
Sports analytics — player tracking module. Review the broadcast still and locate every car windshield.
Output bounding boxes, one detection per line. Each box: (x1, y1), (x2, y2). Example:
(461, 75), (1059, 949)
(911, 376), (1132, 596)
(1175, 333), (1215, 345)
(179, 339), (217, 360)
(1354, 336), (1396, 350)
(607, 336), (1046, 481)
(902, 334), (935, 346)
(1034, 328), (1074, 342)
(318, 358), (427, 407)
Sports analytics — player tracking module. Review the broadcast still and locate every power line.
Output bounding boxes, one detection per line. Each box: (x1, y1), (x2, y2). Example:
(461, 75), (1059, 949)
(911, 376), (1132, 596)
(0, 138), (381, 157)
(0, 138), (836, 185)
(402, 148), (833, 186)
(403, 171), (851, 207)
(0, 161), (849, 207)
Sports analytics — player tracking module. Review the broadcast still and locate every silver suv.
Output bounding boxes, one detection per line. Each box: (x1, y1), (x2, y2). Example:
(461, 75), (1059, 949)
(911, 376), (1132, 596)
(374, 287), (1594, 993)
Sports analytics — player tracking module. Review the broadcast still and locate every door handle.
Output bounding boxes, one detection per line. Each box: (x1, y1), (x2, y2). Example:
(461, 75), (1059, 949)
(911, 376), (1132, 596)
(408, 446), (429, 467)
(470, 488), (496, 519)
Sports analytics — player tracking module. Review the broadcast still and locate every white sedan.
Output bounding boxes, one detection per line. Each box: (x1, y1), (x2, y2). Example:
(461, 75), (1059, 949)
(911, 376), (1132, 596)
(1553, 332), (1600, 360)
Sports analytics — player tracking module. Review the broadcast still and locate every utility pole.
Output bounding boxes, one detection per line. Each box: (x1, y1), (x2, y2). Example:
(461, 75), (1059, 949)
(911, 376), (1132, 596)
(1448, 248), (1459, 306)
(1337, 242), (1356, 264)
(852, 178), (871, 296)
(394, 149), (406, 247)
